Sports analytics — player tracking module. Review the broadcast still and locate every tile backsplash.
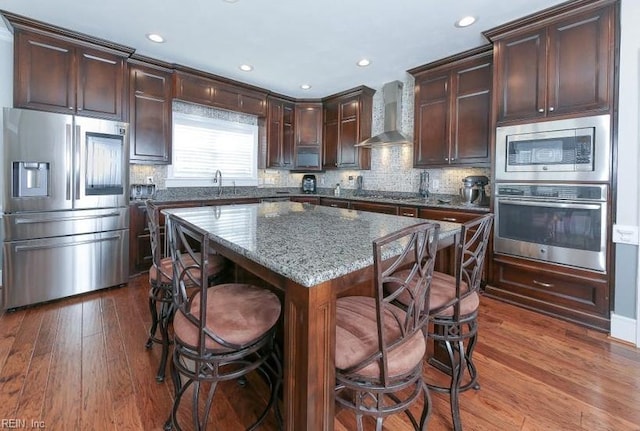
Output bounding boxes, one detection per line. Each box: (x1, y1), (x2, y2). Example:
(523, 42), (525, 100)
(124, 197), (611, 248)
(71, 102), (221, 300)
(130, 72), (490, 196)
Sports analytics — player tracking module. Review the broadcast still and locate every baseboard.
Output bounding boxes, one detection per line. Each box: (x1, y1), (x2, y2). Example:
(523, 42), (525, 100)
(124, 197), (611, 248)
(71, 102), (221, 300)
(610, 313), (637, 346)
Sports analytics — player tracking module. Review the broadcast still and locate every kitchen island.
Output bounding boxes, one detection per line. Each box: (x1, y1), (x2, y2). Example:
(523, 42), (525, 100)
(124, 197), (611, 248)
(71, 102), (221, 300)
(163, 201), (462, 431)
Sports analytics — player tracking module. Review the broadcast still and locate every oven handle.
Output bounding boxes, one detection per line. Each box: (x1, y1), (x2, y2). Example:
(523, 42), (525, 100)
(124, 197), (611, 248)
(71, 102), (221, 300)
(496, 198), (602, 210)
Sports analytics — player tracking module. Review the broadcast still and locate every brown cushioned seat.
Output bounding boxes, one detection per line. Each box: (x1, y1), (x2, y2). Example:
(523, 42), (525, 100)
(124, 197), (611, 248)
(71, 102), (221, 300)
(336, 296), (426, 379)
(173, 283), (281, 352)
(385, 269), (479, 317)
(149, 253), (228, 285)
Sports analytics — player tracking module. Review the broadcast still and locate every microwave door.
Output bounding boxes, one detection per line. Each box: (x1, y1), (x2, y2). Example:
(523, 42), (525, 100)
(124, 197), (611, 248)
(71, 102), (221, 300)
(73, 116), (129, 210)
(2, 108), (73, 213)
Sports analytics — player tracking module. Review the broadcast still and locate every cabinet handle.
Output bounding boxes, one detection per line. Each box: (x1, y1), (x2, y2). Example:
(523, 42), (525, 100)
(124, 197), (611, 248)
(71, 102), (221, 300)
(442, 217), (457, 222)
(533, 279), (554, 288)
(402, 212), (415, 217)
(444, 157), (449, 161)
(538, 108), (545, 113)
(548, 106), (555, 112)
(330, 204), (338, 207)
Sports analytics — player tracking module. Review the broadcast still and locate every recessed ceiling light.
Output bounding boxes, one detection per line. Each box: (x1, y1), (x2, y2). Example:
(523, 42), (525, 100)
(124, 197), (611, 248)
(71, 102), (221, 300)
(455, 16), (477, 28)
(223, 0), (239, 3)
(357, 59), (371, 67)
(146, 33), (165, 43)
(300, 84), (311, 90)
(239, 64), (253, 72)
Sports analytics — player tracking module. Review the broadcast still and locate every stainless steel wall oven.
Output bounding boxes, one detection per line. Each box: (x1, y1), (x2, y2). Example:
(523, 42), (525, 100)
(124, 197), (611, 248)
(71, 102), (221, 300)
(494, 183), (608, 272)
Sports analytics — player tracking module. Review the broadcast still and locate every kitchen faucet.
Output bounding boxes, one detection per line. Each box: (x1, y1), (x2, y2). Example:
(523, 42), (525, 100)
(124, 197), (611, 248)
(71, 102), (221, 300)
(214, 170), (222, 197)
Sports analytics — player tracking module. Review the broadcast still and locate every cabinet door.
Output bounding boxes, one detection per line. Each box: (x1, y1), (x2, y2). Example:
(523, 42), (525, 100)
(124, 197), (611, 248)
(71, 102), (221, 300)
(76, 47), (126, 120)
(14, 30), (76, 113)
(414, 73), (450, 166)
(337, 98), (360, 168)
(323, 101), (339, 168)
(296, 103), (323, 146)
(129, 65), (172, 164)
(174, 73), (213, 105)
(267, 99), (283, 167)
(497, 28), (547, 122)
(282, 103), (295, 167)
(452, 57), (492, 164)
(547, 6), (613, 117)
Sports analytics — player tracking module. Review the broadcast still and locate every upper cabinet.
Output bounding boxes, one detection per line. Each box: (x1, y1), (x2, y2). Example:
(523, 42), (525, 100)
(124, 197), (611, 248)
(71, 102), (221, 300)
(410, 47), (493, 167)
(322, 86), (374, 170)
(12, 26), (131, 120)
(128, 58), (173, 164)
(266, 96), (295, 169)
(173, 71), (267, 117)
(485, 0), (616, 123)
(294, 103), (323, 171)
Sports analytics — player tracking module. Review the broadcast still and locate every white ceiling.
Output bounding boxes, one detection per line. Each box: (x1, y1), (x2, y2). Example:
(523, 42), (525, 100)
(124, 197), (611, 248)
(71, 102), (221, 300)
(0, 0), (567, 98)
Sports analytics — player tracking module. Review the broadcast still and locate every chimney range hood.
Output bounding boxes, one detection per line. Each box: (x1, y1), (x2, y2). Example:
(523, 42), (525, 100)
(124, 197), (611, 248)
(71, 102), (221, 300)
(355, 80), (411, 148)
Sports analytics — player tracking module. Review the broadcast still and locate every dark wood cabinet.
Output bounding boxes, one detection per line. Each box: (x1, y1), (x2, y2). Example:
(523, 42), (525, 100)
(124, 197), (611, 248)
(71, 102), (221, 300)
(318, 197), (349, 208)
(350, 201), (398, 215)
(13, 27), (130, 120)
(128, 60), (172, 164)
(410, 47), (492, 167)
(486, 254), (610, 331)
(294, 103), (323, 170)
(291, 196), (320, 204)
(322, 87), (374, 170)
(486, 1), (615, 123)
(173, 71), (267, 117)
(266, 96), (295, 168)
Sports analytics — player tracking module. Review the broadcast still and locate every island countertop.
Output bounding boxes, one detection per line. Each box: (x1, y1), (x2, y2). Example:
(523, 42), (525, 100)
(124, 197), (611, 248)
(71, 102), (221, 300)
(163, 201), (461, 288)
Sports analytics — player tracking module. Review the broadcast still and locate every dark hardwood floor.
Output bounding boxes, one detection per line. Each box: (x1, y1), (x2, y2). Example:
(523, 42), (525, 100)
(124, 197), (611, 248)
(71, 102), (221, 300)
(1, 275), (639, 430)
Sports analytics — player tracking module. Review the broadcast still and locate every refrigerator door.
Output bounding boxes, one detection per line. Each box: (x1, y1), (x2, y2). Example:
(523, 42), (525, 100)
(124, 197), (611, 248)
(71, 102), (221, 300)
(2, 229), (129, 309)
(73, 116), (129, 209)
(2, 108), (73, 213)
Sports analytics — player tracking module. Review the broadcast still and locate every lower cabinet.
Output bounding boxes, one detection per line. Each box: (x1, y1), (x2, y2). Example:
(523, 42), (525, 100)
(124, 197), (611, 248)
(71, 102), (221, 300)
(291, 196), (320, 204)
(319, 197), (350, 208)
(350, 201), (399, 215)
(486, 254), (610, 331)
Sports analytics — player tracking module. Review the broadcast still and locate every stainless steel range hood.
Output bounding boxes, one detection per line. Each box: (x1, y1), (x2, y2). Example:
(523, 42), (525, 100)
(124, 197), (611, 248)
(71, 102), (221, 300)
(355, 81), (411, 147)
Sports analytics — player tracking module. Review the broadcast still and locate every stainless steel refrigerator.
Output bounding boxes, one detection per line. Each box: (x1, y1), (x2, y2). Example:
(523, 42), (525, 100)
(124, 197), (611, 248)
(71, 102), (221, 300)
(1, 108), (130, 309)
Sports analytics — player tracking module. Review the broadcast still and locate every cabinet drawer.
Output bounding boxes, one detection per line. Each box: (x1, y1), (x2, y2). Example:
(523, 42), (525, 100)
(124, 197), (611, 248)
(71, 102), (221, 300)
(399, 206), (418, 217)
(492, 258), (608, 314)
(350, 201), (398, 215)
(418, 208), (484, 224)
(319, 198), (349, 208)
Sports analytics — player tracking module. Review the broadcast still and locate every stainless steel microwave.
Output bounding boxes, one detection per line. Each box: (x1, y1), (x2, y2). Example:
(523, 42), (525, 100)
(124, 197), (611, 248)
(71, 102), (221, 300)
(495, 114), (611, 182)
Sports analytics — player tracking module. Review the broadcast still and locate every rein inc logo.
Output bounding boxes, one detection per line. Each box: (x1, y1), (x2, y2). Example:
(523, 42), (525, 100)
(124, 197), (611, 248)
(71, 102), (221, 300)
(1, 419), (46, 429)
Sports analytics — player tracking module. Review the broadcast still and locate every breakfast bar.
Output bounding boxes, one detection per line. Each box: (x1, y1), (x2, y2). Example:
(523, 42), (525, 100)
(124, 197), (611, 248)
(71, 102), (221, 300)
(163, 201), (461, 431)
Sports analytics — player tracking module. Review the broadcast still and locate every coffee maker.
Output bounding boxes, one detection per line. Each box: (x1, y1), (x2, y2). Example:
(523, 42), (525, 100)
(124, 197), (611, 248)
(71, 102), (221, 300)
(302, 174), (317, 194)
(460, 175), (489, 206)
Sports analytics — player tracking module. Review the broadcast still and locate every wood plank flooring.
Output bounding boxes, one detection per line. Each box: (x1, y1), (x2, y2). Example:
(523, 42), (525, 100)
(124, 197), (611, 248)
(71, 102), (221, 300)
(1, 275), (639, 430)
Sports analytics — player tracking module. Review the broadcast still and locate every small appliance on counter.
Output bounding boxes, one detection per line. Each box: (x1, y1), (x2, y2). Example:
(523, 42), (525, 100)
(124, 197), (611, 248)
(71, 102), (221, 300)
(460, 175), (490, 206)
(301, 174), (317, 194)
(130, 183), (156, 200)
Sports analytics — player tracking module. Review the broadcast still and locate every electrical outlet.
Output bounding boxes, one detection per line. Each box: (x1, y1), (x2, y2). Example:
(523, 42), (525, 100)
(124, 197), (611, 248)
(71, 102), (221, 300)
(320, 177), (325, 186)
(146, 176), (154, 185)
(612, 224), (639, 245)
(348, 176), (354, 186)
(432, 179), (440, 190)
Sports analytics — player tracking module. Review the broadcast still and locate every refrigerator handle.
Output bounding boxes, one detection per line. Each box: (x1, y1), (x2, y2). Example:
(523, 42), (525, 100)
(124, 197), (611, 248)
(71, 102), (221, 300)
(65, 123), (72, 201)
(74, 124), (82, 200)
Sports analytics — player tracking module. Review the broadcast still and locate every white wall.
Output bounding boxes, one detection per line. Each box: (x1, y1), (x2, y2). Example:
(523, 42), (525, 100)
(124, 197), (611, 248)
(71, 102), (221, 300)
(612, 0), (640, 344)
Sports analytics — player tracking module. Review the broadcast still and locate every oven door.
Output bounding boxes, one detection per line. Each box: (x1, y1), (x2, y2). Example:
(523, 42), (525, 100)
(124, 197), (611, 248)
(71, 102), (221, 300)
(494, 197), (607, 272)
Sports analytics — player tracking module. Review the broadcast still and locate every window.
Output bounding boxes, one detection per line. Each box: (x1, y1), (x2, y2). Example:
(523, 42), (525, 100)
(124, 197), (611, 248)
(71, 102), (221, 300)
(167, 103), (259, 187)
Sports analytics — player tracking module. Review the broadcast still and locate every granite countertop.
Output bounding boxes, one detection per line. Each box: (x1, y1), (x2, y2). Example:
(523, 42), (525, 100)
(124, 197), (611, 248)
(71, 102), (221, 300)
(141, 186), (490, 212)
(163, 201), (461, 288)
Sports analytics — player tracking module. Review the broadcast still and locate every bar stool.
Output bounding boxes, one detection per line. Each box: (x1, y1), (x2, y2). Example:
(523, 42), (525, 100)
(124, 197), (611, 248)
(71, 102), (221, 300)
(164, 212), (282, 431)
(426, 214), (493, 431)
(144, 200), (228, 382)
(334, 222), (439, 431)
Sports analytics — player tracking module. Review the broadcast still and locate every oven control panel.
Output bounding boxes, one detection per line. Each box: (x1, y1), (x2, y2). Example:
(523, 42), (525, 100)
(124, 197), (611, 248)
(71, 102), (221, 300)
(495, 183), (607, 201)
